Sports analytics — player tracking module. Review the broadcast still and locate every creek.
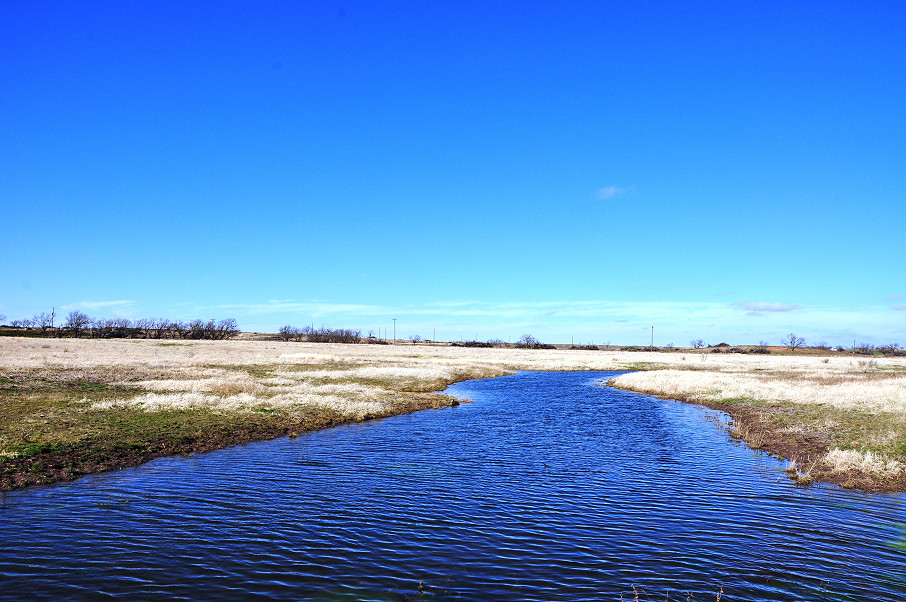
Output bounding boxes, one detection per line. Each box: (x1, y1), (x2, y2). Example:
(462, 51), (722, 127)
(1, 371), (904, 600)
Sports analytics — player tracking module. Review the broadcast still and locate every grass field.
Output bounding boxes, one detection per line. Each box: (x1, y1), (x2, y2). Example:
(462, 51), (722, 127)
(2, 337), (904, 491)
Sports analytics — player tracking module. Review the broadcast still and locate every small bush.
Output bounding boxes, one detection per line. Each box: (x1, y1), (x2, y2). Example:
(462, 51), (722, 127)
(453, 340), (494, 348)
(514, 334), (555, 349)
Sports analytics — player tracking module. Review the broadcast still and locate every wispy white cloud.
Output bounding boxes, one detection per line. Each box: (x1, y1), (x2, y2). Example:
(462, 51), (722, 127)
(597, 185), (631, 199)
(886, 294), (906, 302)
(732, 300), (800, 315)
(198, 298), (902, 346)
(62, 300), (136, 314)
(214, 300), (385, 317)
(892, 304), (906, 312)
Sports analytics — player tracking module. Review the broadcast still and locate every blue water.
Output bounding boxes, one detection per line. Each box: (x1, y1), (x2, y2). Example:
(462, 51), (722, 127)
(1, 371), (904, 600)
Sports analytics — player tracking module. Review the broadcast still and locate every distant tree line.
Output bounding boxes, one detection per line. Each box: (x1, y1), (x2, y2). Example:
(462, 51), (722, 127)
(452, 340), (496, 348)
(851, 342), (904, 357)
(278, 325), (361, 344)
(449, 335), (556, 349)
(5, 311), (239, 340)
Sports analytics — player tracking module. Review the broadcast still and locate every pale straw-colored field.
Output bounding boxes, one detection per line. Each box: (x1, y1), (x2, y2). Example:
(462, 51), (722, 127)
(3, 337), (905, 489)
(0, 337), (630, 420)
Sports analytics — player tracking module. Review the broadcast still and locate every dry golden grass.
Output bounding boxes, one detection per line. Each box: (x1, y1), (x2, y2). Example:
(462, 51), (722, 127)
(0, 338), (526, 489)
(3, 337), (905, 490)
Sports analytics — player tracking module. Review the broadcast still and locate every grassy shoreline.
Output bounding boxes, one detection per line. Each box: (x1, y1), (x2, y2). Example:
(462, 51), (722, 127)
(608, 358), (906, 491)
(2, 338), (905, 492)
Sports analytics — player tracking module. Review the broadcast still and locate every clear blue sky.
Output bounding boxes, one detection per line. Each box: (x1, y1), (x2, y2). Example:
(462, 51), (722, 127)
(3, 1), (904, 346)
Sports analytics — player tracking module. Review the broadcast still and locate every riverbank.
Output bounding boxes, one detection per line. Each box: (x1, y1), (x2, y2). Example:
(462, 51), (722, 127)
(1, 337), (625, 491)
(607, 356), (906, 491)
(2, 338), (905, 491)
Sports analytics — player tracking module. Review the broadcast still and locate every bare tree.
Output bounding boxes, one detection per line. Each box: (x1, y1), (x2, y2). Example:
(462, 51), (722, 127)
(216, 318), (239, 339)
(96, 318), (119, 338)
(65, 311), (91, 338)
(186, 319), (206, 339)
(690, 339), (705, 349)
(516, 334), (541, 349)
(855, 342), (875, 355)
(150, 319), (170, 339)
(280, 325), (308, 342)
(783, 333), (805, 351)
(0, 314), (5, 324)
(171, 320), (187, 339)
(134, 318), (154, 336)
(33, 312), (53, 336)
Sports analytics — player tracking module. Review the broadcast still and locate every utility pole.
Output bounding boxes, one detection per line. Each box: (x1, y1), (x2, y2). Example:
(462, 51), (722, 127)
(393, 318), (396, 343)
(650, 326), (654, 352)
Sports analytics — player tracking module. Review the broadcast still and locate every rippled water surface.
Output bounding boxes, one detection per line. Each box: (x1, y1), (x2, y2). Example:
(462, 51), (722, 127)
(2, 371), (905, 600)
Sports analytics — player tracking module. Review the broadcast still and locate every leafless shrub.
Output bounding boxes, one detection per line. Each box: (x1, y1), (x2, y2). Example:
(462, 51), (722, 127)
(279, 325), (298, 341)
(878, 344), (904, 357)
(515, 334), (554, 349)
(855, 343), (876, 356)
(783, 333), (805, 350)
(33, 312), (54, 336)
(294, 326), (361, 344)
(857, 359), (878, 371)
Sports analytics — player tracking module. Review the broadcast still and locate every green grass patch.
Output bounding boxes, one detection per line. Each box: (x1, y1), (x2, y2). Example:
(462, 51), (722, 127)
(717, 396), (761, 405)
(715, 395), (906, 462)
(280, 362), (360, 372)
(618, 362), (671, 372)
(0, 363), (462, 491)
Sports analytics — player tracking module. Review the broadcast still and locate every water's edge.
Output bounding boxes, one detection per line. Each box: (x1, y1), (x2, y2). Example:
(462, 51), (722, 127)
(2, 371), (904, 601)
